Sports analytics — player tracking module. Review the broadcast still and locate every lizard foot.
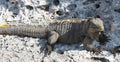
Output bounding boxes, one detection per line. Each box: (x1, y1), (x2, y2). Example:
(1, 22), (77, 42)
(40, 42), (53, 55)
(85, 46), (102, 53)
(92, 47), (102, 53)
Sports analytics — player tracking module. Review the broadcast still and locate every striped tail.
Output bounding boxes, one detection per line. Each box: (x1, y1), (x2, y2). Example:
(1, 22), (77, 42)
(0, 24), (48, 38)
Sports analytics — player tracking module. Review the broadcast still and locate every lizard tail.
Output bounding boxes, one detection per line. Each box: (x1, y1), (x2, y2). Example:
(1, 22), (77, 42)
(0, 25), (48, 38)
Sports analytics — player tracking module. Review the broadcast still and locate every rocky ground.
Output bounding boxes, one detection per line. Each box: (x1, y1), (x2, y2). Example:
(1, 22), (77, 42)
(0, 0), (120, 62)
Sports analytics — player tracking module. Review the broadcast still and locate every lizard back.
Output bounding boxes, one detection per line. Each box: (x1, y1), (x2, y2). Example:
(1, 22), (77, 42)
(48, 19), (89, 44)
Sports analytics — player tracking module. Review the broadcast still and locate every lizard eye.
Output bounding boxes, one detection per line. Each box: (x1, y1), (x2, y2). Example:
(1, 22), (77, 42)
(95, 31), (102, 35)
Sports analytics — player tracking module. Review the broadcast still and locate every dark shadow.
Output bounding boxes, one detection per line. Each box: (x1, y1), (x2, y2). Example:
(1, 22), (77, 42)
(37, 38), (85, 54)
(54, 44), (84, 54)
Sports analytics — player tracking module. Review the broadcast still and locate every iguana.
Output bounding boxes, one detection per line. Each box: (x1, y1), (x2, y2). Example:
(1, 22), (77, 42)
(0, 18), (107, 53)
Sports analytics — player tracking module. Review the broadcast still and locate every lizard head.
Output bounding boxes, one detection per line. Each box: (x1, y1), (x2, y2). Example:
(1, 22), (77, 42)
(87, 18), (104, 40)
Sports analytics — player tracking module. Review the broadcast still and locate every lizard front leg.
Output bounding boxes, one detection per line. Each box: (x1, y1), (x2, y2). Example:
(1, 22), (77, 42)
(46, 31), (59, 54)
(83, 37), (101, 53)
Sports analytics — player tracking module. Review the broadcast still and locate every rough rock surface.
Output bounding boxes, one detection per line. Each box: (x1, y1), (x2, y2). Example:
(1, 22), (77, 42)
(0, 0), (120, 62)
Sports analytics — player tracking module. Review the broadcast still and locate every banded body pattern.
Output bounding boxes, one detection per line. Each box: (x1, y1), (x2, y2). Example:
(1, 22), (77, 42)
(48, 20), (89, 43)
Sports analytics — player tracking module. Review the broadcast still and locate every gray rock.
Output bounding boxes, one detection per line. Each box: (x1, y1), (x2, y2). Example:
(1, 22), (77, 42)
(0, 0), (120, 62)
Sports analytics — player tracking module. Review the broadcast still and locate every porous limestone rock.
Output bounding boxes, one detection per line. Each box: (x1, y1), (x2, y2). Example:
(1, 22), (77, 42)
(0, 0), (120, 62)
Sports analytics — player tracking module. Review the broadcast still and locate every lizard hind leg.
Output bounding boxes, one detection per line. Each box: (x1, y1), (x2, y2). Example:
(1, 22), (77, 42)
(46, 31), (60, 54)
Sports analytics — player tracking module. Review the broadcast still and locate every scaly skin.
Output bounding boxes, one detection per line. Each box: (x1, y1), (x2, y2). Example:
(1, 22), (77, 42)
(0, 18), (105, 53)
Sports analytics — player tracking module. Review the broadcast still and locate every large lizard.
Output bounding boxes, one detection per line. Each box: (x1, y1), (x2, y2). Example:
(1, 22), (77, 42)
(0, 18), (107, 53)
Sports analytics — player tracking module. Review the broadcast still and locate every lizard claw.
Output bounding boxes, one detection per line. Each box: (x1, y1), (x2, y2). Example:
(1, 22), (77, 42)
(40, 45), (46, 53)
(40, 43), (53, 55)
(86, 46), (102, 53)
(92, 47), (102, 53)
